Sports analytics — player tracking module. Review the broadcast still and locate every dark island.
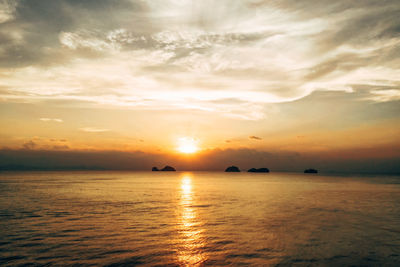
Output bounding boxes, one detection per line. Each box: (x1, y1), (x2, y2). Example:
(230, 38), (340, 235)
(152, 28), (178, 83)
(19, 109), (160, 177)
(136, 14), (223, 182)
(225, 166), (240, 172)
(304, 168), (318, 173)
(248, 168), (269, 173)
(151, 165), (176, 171)
(161, 165), (176, 171)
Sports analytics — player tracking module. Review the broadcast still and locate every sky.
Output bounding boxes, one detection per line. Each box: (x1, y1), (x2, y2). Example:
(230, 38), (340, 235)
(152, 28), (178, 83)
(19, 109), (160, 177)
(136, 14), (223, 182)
(0, 0), (399, 172)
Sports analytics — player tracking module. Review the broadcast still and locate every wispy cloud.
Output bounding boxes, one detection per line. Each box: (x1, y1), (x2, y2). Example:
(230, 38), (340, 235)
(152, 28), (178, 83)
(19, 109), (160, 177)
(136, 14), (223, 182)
(52, 145), (69, 150)
(39, 118), (63, 123)
(0, 1), (17, 23)
(367, 89), (400, 102)
(79, 127), (110, 133)
(249, 136), (262, 141)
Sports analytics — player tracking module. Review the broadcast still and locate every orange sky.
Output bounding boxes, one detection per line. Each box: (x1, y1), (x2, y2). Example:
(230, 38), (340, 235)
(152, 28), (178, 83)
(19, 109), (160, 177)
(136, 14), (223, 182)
(0, 1), (399, 172)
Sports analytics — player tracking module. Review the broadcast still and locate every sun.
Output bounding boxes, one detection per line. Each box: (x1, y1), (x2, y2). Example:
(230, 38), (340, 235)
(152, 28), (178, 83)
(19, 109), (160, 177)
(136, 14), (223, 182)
(177, 137), (199, 154)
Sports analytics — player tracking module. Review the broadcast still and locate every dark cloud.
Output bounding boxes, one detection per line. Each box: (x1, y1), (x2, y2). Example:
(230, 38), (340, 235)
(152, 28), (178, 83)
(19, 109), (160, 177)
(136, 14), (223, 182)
(0, 0), (149, 67)
(53, 145), (69, 150)
(3, 0), (397, 68)
(249, 136), (262, 140)
(260, 0), (400, 21)
(254, 0), (400, 66)
(322, 7), (400, 49)
(305, 53), (370, 80)
(50, 138), (68, 142)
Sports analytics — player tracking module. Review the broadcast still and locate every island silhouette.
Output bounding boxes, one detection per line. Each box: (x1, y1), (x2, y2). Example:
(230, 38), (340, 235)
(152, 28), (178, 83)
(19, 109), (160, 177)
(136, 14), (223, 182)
(304, 168), (318, 173)
(225, 166), (240, 172)
(148, 165), (319, 173)
(152, 166), (176, 171)
(248, 168), (270, 173)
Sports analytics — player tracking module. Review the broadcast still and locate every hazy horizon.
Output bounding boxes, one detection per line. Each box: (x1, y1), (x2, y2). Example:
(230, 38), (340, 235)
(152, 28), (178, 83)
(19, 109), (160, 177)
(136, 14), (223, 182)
(1, 147), (399, 174)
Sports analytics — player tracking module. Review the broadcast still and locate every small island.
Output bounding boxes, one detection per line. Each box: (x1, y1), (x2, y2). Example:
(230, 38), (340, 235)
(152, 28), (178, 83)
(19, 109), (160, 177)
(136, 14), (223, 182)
(248, 168), (269, 173)
(151, 165), (176, 171)
(304, 168), (318, 173)
(161, 165), (176, 171)
(225, 166), (240, 172)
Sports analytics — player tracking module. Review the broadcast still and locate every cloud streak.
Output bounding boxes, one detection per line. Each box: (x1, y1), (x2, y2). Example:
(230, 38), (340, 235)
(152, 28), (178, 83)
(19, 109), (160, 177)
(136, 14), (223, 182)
(40, 118), (63, 122)
(79, 127), (109, 133)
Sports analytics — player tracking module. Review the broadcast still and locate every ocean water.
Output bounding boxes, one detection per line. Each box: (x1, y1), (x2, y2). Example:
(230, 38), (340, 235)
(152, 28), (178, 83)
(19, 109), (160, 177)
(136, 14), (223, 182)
(1, 171), (400, 266)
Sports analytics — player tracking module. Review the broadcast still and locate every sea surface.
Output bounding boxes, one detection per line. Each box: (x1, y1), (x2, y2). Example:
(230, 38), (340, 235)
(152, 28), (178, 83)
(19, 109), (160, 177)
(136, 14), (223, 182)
(1, 171), (400, 266)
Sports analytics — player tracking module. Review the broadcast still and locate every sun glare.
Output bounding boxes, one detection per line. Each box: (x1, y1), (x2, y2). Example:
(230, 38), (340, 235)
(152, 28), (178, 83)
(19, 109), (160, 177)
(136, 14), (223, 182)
(177, 137), (199, 154)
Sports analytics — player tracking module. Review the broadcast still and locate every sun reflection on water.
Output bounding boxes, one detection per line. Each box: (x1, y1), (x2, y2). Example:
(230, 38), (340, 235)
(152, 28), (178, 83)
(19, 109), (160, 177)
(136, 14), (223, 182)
(177, 173), (207, 266)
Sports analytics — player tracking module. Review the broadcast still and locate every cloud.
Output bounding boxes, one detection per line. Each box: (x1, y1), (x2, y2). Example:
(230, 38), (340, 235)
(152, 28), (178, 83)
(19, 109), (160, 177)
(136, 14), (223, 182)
(22, 140), (36, 150)
(52, 145), (69, 150)
(79, 127), (109, 133)
(249, 136), (262, 141)
(40, 118), (63, 122)
(50, 138), (67, 142)
(0, 1), (17, 23)
(0, 0), (399, 120)
(367, 89), (400, 102)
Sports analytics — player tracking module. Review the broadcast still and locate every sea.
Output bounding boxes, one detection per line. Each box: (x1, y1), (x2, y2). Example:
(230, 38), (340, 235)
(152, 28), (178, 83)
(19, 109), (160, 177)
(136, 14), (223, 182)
(0, 171), (399, 266)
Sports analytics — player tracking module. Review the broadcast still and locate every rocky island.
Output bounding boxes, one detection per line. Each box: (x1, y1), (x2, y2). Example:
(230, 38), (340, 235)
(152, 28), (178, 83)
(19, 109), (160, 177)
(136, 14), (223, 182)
(151, 166), (176, 171)
(225, 166), (240, 172)
(161, 165), (176, 171)
(304, 168), (318, 173)
(248, 168), (269, 173)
